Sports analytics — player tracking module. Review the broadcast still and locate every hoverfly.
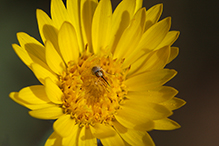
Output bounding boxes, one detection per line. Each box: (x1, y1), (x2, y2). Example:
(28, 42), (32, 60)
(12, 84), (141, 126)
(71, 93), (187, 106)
(92, 66), (110, 86)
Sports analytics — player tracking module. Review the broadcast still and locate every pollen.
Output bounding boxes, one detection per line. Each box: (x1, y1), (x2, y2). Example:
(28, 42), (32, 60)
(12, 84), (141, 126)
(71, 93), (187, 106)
(59, 51), (128, 126)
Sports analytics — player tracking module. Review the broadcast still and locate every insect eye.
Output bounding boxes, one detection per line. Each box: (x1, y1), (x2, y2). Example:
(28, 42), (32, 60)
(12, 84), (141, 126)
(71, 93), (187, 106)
(92, 66), (100, 74)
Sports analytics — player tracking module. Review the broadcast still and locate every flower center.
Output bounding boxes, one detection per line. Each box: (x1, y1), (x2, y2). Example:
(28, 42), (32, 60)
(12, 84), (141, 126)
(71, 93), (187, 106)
(59, 50), (128, 126)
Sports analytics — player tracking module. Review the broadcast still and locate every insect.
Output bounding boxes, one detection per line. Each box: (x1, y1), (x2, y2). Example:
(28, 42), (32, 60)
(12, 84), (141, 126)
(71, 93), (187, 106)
(92, 66), (110, 86)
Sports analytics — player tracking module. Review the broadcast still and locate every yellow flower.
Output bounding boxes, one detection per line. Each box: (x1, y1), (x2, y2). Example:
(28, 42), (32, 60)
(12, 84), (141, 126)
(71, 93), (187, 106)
(10, 0), (186, 145)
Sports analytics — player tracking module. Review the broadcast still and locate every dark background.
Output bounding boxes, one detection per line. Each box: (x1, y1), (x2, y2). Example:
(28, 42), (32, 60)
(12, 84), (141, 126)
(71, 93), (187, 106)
(0, 0), (219, 145)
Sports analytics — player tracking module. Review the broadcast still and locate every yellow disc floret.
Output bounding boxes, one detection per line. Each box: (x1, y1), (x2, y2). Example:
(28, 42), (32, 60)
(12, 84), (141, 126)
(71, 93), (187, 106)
(59, 50), (129, 127)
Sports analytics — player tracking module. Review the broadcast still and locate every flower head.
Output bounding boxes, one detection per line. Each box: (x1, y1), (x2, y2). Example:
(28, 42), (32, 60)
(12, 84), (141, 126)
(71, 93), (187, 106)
(10, 0), (186, 145)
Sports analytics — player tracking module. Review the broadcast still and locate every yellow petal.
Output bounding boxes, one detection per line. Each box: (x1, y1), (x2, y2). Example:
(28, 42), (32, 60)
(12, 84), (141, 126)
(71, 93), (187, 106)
(9, 92), (27, 107)
(45, 132), (63, 146)
(36, 8), (60, 53)
(115, 107), (154, 131)
(51, 0), (69, 29)
(78, 126), (96, 146)
(38, 16), (60, 54)
(31, 63), (58, 85)
(109, 0), (135, 53)
(36, 9), (54, 44)
(13, 43), (45, 69)
(80, 0), (98, 51)
(154, 118), (181, 130)
(62, 125), (81, 146)
(112, 0), (135, 21)
(123, 17), (171, 68)
(121, 98), (172, 120)
(134, 0), (143, 13)
(58, 22), (80, 64)
(67, 0), (84, 52)
(100, 130), (125, 146)
(167, 47), (179, 64)
(113, 120), (155, 146)
(161, 97), (186, 110)
(138, 17), (171, 53)
(12, 44), (33, 68)
(29, 57), (54, 84)
(145, 3), (163, 31)
(45, 40), (66, 75)
(155, 31), (180, 50)
(127, 46), (170, 76)
(45, 78), (63, 104)
(26, 104), (55, 111)
(13, 43), (53, 82)
(143, 132), (156, 146)
(17, 32), (46, 63)
(139, 46), (170, 71)
(29, 105), (63, 119)
(92, 0), (112, 54)
(127, 86), (178, 103)
(90, 124), (116, 139)
(9, 92), (54, 110)
(113, 8), (146, 59)
(53, 114), (76, 137)
(125, 69), (177, 91)
(18, 85), (49, 104)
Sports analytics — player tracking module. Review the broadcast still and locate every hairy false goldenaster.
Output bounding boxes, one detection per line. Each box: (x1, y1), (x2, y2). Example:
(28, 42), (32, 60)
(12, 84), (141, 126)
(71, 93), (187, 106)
(10, 0), (186, 145)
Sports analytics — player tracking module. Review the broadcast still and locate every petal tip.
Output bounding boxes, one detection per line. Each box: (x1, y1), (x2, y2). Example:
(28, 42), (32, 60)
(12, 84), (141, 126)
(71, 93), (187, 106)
(9, 92), (17, 99)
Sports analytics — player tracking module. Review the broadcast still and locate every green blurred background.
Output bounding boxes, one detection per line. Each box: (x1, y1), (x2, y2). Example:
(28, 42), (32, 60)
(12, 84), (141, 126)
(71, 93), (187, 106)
(0, 0), (218, 145)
